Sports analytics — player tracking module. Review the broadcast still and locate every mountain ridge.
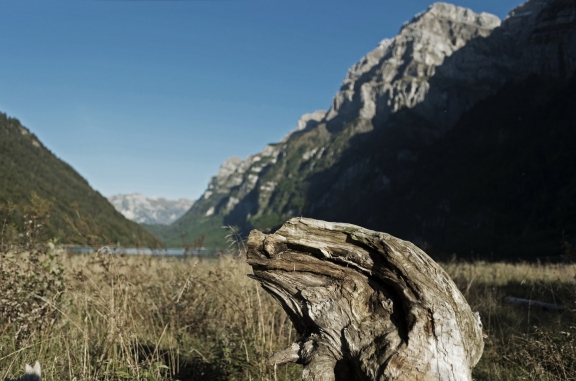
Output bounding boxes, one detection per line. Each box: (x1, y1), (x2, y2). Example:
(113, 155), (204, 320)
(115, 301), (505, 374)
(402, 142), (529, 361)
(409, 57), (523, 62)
(108, 193), (195, 225)
(153, 0), (576, 259)
(0, 113), (160, 247)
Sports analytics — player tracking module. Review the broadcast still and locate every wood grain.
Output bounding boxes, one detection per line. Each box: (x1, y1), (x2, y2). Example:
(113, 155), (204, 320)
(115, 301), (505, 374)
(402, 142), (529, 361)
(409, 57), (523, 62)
(246, 218), (484, 381)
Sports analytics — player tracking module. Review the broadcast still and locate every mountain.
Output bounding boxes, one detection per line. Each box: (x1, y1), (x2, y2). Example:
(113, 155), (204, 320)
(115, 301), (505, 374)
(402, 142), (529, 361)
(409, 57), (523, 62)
(108, 193), (194, 225)
(156, 0), (576, 259)
(389, 74), (576, 260)
(0, 113), (160, 247)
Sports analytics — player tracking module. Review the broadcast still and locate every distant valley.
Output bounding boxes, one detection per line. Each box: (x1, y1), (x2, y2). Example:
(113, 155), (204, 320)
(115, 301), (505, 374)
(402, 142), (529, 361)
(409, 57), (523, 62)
(108, 193), (195, 225)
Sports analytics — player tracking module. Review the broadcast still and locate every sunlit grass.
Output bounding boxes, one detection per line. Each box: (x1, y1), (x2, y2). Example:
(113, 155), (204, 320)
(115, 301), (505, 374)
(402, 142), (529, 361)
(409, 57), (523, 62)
(1, 249), (574, 381)
(443, 261), (576, 381)
(1, 250), (300, 381)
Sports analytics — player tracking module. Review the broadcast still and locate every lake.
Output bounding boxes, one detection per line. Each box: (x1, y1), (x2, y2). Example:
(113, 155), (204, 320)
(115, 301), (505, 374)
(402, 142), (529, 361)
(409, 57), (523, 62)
(64, 246), (221, 256)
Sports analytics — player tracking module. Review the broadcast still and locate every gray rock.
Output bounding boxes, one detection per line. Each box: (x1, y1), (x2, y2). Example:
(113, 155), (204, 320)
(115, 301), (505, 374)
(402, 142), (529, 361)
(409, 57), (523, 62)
(325, 2), (501, 129)
(108, 193), (195, 225)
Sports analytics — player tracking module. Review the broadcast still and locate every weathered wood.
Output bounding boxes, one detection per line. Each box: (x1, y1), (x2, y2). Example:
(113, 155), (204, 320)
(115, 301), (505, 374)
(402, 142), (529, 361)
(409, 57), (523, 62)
(246, 218), (484, 381)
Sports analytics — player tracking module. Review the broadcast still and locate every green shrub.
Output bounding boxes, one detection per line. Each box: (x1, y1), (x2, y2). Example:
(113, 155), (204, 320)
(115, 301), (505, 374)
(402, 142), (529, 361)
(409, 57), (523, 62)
(0, 194), (66, 342)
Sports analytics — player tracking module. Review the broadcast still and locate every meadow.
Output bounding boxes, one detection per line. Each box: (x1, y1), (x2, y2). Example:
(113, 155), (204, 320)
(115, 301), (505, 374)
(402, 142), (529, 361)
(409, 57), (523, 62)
(1, 244), (575, 381)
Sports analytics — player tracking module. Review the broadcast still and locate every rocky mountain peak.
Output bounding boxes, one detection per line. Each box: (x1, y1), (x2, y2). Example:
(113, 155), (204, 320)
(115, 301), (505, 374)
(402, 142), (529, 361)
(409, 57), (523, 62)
(426, 0), (576, 122)
(187, 2), (507, 230)
(325, 3), (500, 124)
(161, 0), (576, 251)
(204, 142), (282, 206)
(108, 193), (195, 225)
(216, 157), (243, 181)
(295, 110), (327, 132)
(282, 110), (327, 141)
(418, 2), (501, 28)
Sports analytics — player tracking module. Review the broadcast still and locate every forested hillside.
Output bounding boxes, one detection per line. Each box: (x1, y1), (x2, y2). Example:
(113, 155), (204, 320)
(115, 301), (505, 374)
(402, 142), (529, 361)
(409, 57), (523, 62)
(0, 113), (160, 247)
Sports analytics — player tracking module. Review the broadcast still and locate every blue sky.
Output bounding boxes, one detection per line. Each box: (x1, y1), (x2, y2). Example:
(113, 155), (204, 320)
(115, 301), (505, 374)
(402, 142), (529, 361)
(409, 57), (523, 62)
(0, 0), (522, 200)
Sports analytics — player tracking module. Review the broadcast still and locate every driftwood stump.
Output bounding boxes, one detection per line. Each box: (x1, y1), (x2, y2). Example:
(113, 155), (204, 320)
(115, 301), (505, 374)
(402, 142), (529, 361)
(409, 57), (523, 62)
(246, 218), (484, 381)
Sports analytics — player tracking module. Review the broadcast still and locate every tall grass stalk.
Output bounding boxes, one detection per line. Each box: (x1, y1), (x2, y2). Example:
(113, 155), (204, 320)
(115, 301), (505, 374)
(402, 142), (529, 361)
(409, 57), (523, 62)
(1, 251), (300, 381)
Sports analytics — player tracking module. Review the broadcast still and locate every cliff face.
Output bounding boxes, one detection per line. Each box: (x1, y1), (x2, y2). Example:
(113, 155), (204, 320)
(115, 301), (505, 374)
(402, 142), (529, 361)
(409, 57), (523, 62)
(159, 0), (576, 257)
(325, 2), (500, 130)
(421, 0), (576, 127)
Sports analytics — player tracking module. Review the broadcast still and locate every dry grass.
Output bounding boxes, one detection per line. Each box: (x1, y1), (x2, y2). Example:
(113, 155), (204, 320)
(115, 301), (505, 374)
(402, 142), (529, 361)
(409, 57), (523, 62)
(1, 249), (300, 381)
(443, 261), (576, 286)
(443, 261), (576, 381)
(1, 247), (575, 381)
